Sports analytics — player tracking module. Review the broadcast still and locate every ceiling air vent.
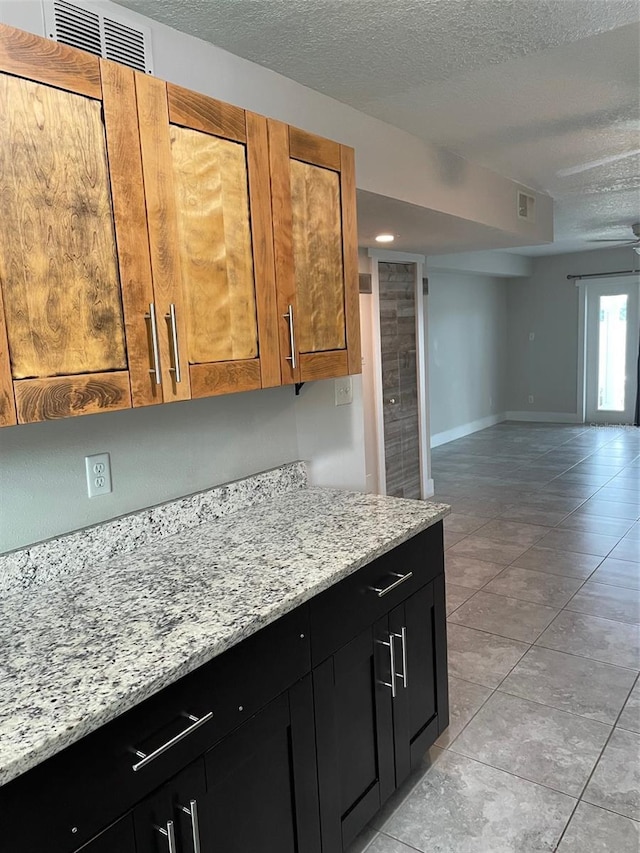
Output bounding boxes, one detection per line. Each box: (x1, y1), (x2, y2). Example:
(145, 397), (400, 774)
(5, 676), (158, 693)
(43, 0), (153, 74)
(517, 191), (536, 223)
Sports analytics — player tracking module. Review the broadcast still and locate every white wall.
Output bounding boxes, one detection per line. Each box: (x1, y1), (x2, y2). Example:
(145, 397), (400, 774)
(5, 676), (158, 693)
(428, 272), (508, 445)
(0, 388), (300, 552)
(506, 247), (632, 419)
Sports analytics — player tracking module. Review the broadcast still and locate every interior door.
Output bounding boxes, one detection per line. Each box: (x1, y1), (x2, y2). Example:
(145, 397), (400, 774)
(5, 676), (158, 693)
(585, 277), (640, 424)
(268, 121), (360, 384)
(314, 620), (395, 851)
(135, 77), (280, 402)
(378, 262), (422, 498)
(0, 24), (158, 425)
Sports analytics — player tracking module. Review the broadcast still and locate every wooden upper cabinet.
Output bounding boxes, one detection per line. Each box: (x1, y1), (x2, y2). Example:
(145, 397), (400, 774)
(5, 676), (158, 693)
(135, 76), (280, 400)
(0, 24), (159, 425)
(268, 121), (361, 385)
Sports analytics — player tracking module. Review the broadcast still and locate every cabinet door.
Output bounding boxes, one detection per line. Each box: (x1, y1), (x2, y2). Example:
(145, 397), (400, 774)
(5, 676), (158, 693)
(135, 76), (280, 403)
(314, 620), (395, 852)
(389, 578), (447, 787)
(0, 24), (159, 425)
(134, 758), (206, 853)
(200, 679), (321, 853)
(268, 120), (360, 385)
(77, 815), (136, 853)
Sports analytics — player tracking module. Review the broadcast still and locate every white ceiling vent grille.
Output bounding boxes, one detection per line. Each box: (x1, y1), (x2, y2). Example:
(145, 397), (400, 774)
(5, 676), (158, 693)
(517, 191), (536, 223)
(43, 1), (153, 74)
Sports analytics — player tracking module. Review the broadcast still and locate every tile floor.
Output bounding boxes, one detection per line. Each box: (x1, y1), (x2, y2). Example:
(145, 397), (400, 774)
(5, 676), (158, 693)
(349, 422), (640, 853)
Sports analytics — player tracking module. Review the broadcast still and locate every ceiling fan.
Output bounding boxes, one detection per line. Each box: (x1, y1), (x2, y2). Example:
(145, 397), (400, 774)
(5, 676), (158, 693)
(587, 222), (640, 254)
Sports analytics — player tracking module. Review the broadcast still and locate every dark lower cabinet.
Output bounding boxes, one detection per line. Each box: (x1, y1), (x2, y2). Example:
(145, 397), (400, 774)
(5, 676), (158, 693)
(200, 677), (321, 853)
(130, 677), (320, 853)
(5, 524), (447, 853)
(314, 620), (396, 851)
(314, 575), (448, 852)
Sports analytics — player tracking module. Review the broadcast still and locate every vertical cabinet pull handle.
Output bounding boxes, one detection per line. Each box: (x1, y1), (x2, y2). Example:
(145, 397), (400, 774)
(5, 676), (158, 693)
(146, 303), (162, 385)
(166, 303), (182, 383)
(378, 634), (397, 698)
(180, 799), (202, 853)
(155, 821), (178, 853)
(283, 304), (297, 370)
(392, 627), (409, 688)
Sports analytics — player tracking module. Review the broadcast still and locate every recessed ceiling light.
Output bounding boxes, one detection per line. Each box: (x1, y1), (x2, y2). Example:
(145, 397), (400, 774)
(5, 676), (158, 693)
(375, 234), (395, 243)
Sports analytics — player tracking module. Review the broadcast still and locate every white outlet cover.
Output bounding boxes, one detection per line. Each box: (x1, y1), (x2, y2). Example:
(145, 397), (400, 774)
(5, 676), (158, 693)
(335, 376), (353, 406)
(85, 452), (112, 498)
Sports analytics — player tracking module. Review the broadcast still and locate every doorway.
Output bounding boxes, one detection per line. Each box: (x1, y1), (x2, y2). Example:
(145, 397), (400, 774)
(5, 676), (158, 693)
(584, 277), (640, 424)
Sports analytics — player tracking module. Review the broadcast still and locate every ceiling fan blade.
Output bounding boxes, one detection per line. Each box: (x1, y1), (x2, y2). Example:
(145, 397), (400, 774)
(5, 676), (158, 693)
(558, 149), (640, 177)
(587, 238), (638, 243)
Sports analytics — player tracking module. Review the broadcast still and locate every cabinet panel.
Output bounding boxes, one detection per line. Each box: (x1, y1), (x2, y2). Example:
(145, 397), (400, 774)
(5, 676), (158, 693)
(201, 682), (320, 853)
(268, 120), (361, 385)
(170, 126), (257, 364)
(314, 621), (395, 852)
(290, 159), (345, 355)
(137, 77), (279, 404)
(0, 73), (126, 380)
(0, 25), (159, 425)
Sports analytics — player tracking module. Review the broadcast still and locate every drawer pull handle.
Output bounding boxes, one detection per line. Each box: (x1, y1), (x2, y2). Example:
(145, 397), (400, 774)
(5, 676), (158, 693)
(155, 821), (177, 853)
(180, 799), (202, 853)
(371, 571), (413, 598)
(392, 626), (409, 688)
(132, 711), (213, 771)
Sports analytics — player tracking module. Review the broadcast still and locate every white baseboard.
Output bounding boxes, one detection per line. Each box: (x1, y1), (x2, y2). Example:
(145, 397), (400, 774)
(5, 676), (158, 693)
(430, 413), (507, 448)
(505, 411), (582, 424)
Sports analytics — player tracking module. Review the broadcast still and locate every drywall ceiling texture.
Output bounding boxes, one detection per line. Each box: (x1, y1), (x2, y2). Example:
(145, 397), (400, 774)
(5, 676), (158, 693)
(117, 0), (640, 255)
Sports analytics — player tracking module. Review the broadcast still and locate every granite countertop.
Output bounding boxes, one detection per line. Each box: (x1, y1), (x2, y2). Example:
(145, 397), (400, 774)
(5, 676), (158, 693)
(0, 488), (449, 787)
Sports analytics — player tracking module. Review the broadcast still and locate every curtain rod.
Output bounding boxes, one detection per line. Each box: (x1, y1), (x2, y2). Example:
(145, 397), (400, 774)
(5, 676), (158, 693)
(567, 269), (639, 281)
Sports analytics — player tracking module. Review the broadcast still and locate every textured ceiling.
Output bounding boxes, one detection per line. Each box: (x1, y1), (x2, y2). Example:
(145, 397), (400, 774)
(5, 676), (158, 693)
(116, 0), (640, 255)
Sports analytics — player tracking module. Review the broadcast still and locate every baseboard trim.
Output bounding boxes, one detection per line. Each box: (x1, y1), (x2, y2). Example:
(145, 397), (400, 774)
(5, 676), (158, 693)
(430, 413), (507, 448)
(505, 411), (582, 424)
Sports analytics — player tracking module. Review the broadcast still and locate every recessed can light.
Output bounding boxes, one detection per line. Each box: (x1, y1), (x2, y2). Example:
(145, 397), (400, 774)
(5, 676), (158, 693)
(375, 234), (395, 243)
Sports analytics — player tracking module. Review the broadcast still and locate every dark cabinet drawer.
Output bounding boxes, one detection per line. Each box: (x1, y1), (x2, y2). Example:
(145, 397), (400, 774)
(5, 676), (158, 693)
(310, 524), (444, 666)
(1, 606), (310, 853)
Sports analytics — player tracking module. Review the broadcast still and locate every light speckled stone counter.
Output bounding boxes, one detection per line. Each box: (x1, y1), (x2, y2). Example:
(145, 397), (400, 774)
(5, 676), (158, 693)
(0, 488), (449, 787)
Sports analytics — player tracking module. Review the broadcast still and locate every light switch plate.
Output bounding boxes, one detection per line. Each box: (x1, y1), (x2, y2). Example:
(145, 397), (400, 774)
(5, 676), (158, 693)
(335, 377), (353, 406)
(85, 453), (112, 498)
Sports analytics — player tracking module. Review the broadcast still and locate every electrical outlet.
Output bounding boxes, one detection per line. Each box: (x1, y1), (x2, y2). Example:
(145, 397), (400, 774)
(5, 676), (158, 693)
(335, 376), (353, 406)
(528, 395), (534, 404)
(85, 453), (112, 498)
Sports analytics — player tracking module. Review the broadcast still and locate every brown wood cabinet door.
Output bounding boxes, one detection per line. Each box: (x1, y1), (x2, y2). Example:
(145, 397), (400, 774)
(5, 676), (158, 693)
(135, 77), (280, 402)
(0, 24), (159, 425)
(268, 121), (361, 385)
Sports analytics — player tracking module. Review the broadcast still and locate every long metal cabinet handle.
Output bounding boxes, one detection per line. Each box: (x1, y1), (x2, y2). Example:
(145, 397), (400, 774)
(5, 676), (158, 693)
(379, 635), (397, 698)
(392, 627), (409, 688)
(146, 303), (162, 385)
(283, 304), (297, 369)
(166, 303), (182, 383)
(155, 821), (177, 853)
(132, 711), (213, 771)
(180, 799), (202, 853)
(371, 571), (413, 598)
